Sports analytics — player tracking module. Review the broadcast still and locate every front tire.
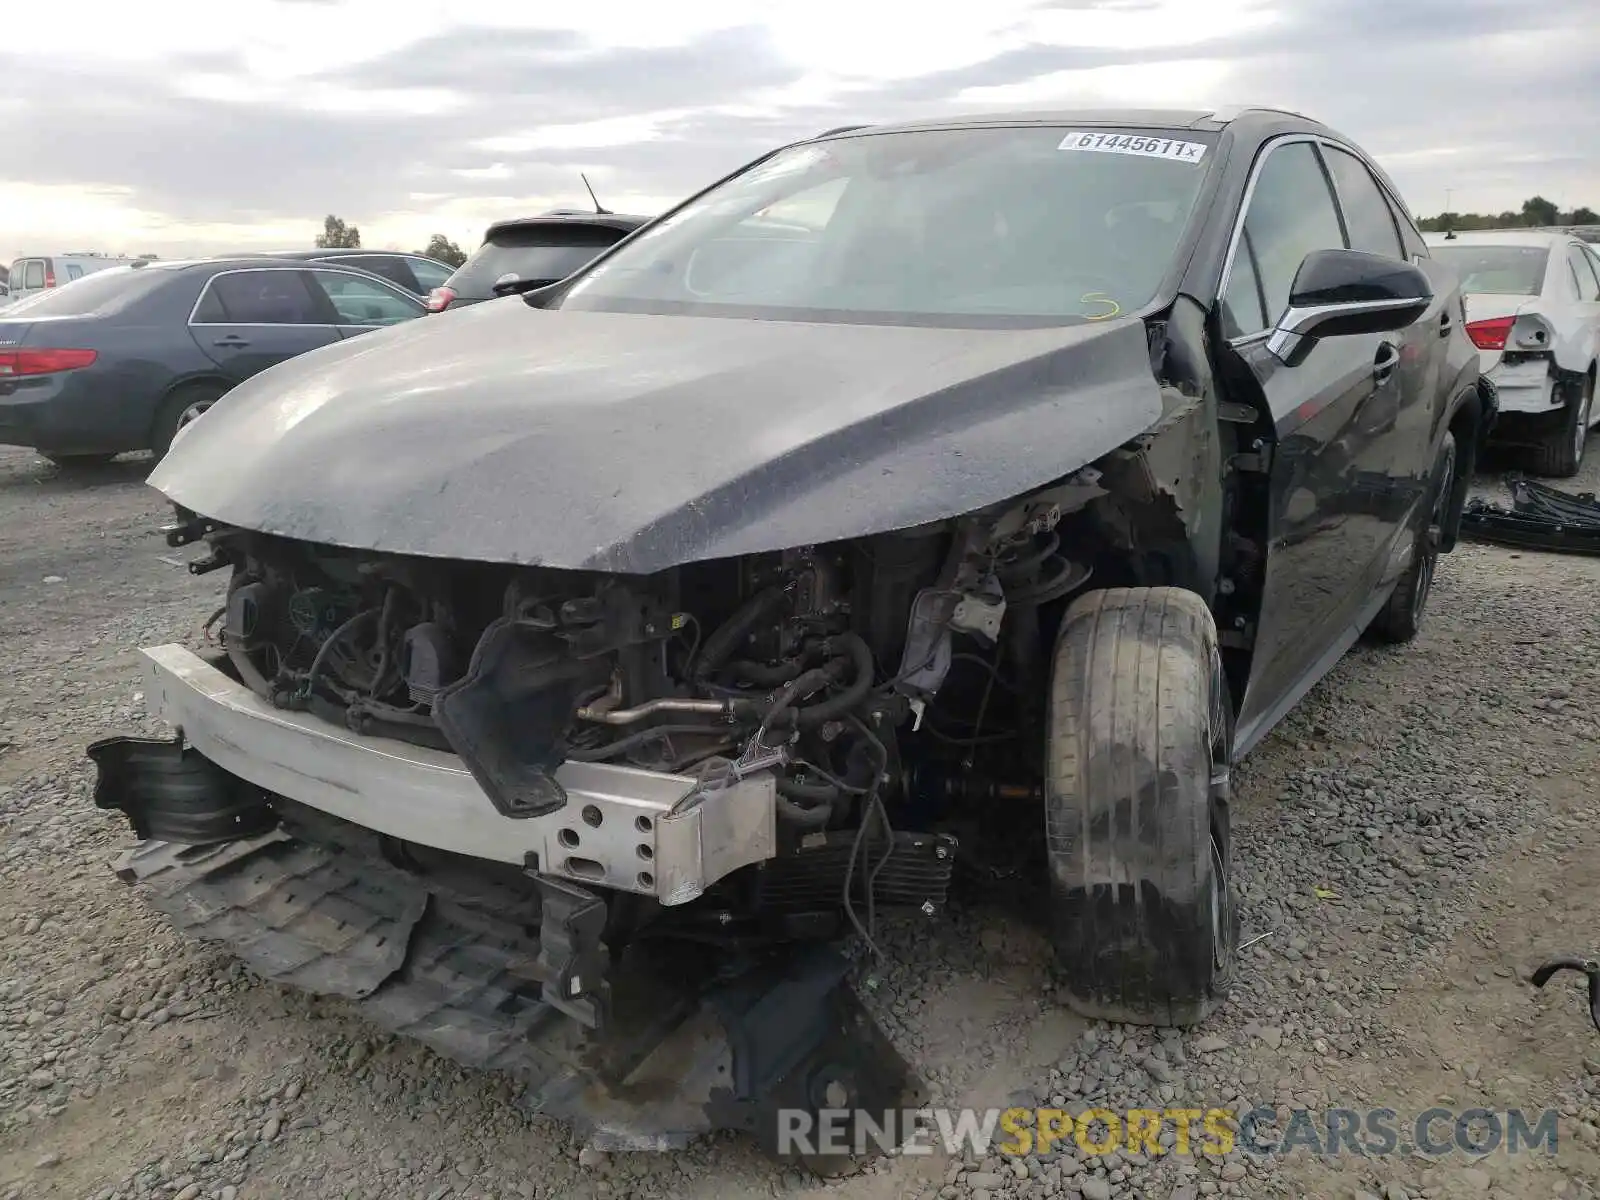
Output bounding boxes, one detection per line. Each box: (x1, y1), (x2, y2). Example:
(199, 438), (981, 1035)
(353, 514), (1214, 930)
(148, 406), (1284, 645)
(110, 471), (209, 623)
(1046, 587), (1237, 1027)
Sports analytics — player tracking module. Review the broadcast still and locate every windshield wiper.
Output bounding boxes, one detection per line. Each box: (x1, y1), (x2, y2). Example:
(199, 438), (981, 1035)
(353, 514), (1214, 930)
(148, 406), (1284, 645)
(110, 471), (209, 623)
(491, 277), (560, 298)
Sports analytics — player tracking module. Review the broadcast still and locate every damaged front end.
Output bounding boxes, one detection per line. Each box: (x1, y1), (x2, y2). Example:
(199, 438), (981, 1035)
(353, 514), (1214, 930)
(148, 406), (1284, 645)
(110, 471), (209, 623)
(86, 299), (1228, 1156)
(87, 478), (1133, 1155)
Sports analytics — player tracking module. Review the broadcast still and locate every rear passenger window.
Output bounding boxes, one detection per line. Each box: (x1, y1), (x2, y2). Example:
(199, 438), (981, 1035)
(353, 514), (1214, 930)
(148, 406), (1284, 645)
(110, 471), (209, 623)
(1386, 195), (1428, 259)
(1229, 141), (1346, 332)
(1323, 147), (1403, 260)
(1569, 247), (1600, 301)
(330, 255), (415, 292)
(66, 264), (84, 281)
(197, 270), (325, 324)
(408, 258), (454, 291)
(23, 261), (44, 289)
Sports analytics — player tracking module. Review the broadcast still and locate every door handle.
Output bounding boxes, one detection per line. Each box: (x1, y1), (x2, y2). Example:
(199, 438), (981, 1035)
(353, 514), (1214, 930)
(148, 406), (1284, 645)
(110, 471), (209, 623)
(1372, 343), (1400, 382)
(1438, 312), (1453, 338)
(212, 335), (250, 348)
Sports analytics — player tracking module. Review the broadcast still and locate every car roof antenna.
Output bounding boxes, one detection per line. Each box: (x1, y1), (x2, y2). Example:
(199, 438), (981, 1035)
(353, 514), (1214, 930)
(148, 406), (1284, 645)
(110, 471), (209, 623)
(581, 173), (611, 215)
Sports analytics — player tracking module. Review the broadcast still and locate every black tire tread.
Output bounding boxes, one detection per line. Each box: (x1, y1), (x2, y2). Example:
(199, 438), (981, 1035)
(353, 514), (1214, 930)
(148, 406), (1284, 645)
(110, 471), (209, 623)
(1046, 586), (1234, 1027)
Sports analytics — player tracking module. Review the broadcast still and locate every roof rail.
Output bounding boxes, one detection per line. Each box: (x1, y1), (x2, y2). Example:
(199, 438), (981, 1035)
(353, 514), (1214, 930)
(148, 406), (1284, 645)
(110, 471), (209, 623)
(1205, 104), (1311, 123)
(811, 124), (870, 139)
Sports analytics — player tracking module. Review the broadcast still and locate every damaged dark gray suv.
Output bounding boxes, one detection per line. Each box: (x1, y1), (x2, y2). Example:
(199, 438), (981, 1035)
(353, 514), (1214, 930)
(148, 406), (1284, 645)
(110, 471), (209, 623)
(91, 107), (1490, 1156)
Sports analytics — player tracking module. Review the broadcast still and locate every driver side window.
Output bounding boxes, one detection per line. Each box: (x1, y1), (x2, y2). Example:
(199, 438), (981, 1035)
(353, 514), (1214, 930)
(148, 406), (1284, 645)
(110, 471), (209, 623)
(1223, 141), (1345, 336)
(307, 270), (421, 326)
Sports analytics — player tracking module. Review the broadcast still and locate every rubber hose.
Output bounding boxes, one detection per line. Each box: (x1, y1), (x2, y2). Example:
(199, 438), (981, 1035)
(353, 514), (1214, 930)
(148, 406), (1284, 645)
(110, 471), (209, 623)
(763, 665), (843, 727)
(725, 638), (829, 687)
(693, 586), (788, 680)
(726, 657), (807, 687)
(793, 633), (875, 729)
(776, 774), (840, 803)
(774, 788), (834, 829)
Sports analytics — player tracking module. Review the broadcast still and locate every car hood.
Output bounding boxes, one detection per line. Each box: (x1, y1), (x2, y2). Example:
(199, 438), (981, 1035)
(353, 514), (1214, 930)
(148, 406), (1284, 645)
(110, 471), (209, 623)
(150, 302), (1165, 572)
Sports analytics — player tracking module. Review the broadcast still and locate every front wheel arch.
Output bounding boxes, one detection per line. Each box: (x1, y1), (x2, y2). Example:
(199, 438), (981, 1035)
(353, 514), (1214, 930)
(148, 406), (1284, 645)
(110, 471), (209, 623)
(149, 377), (232, 457)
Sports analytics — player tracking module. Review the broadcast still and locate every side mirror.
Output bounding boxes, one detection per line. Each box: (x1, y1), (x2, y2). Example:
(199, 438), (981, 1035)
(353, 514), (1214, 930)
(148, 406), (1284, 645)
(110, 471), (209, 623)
(1268, 249), (1433, 365)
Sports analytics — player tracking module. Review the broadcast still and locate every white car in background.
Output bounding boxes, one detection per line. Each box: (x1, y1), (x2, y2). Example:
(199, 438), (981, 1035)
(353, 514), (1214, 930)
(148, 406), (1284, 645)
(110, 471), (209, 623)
(3, 253), (142, 307)
(1425, 230), (1600, 476)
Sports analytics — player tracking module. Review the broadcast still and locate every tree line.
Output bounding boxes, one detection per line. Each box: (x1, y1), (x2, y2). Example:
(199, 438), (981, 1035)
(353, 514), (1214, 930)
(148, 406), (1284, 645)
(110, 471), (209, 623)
(1417, 195), (1598, 233)
(316, 214), (467, 267)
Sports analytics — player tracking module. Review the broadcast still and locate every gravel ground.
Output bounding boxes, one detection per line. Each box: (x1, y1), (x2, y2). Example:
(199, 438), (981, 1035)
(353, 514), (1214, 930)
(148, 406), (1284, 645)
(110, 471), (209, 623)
(2, 444), (1600, 1200)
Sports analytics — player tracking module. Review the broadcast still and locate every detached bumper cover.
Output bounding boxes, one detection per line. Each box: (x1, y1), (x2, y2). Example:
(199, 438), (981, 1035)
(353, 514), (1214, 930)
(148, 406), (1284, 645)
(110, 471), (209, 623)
(1460, 478), (1600, 556)
(136, 644), (776, 904)
(113, 831), (576, 1073)
(106, 821), (914, 1155)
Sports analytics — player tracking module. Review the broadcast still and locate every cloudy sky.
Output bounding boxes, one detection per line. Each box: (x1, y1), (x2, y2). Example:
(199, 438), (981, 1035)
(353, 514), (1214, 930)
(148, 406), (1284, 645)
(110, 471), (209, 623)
(3, 0), (1597, 259)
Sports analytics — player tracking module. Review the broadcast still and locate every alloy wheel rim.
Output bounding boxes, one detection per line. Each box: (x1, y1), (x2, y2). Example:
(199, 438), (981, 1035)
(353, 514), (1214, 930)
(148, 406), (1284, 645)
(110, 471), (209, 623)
(177, 400), (213, 429)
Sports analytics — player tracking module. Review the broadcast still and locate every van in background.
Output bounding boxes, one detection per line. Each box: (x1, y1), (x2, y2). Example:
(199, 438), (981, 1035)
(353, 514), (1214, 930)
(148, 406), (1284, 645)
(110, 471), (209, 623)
(3, 253), (141, 305)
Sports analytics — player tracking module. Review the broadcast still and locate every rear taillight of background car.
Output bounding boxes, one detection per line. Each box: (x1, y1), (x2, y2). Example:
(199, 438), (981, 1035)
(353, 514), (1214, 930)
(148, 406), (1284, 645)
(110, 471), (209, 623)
(1464, 316), (1516, 351)
(425, 286), (456, 313)
(0, 348), (98, 376)
(44, 268), (56, 288)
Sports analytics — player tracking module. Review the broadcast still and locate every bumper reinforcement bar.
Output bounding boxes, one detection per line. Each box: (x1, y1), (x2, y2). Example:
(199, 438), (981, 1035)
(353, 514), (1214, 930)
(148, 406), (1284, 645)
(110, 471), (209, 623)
(123, 644), (776, 904)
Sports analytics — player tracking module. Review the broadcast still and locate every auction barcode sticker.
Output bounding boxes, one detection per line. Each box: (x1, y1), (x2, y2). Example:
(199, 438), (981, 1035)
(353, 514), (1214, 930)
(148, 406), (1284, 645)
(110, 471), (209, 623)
(1058, 131), (1208, 164)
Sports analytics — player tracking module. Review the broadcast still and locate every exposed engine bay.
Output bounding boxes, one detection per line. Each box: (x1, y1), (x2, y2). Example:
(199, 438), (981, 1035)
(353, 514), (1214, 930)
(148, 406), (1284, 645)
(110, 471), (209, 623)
(166, 472), (1122, 949)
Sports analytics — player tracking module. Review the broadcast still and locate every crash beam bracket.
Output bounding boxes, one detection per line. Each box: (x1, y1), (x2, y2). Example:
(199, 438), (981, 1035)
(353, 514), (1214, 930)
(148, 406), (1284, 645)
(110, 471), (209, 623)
(1229, 442), (1273, 474)
(530, 869), (612, 1030)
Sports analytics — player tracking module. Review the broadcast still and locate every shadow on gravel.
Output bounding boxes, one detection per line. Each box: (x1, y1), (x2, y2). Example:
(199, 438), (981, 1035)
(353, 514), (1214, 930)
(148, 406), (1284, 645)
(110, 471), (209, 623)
(0, 451), (155, 493)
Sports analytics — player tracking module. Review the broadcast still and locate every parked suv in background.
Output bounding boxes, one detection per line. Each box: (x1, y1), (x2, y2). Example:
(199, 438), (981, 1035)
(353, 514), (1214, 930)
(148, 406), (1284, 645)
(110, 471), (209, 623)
(4, 253), (140, 305)
(236, 250), (456, 298)
(426, 212), (648, 311)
